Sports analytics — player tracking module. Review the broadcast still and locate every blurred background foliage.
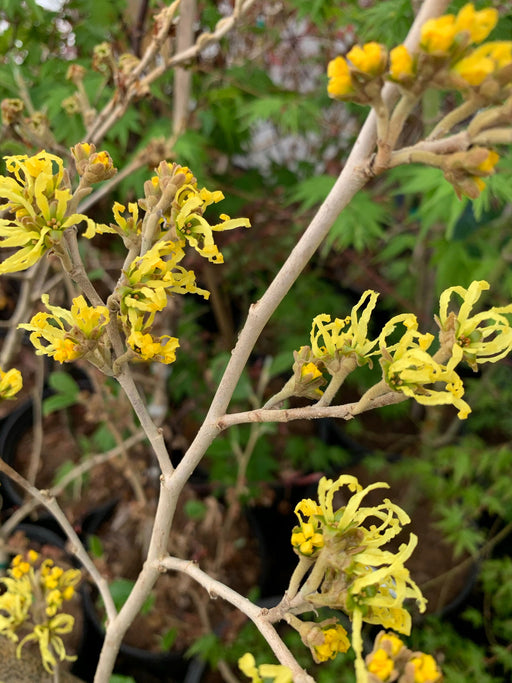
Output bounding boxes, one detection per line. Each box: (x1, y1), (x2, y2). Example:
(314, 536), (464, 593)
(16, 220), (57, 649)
(2, 0), (512, 680)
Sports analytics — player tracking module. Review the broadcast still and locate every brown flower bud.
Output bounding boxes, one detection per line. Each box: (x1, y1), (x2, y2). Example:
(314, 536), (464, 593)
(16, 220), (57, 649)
(1, 98), (24, 126)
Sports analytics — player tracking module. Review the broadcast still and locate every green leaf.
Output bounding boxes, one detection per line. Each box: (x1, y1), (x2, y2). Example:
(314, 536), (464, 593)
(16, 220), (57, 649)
(185, 632), (222, 666)
(267, 351), (294, 379)
(91, 423), (117, 452)
(51, 460), (76, 488)
(43, 393), (79, 416)
(88, 535), (104, 559)
(107, 579), (154, 615)
(108, 578), (135, 612)
(47, 371), (80, 396)
(160, 628), (178, 651)
(324, 190), (387, 253)
(184, 499), (207, 521)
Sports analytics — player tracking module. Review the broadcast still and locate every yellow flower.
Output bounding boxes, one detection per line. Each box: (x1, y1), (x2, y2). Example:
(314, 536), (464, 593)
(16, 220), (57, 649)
(127, 329), (180, 364)
(239, 653), (262, 683)
(389, 45), (414, 82)
(378, 314), (470, 418)
(0, 366), (22, 400)
(437, 280), (512, 370)
(291, 520), (324, 557)
(379, 632), (404, 656)
(295, 475), (425, 683)
(291, 498), (324, 556)
(17, 613), (77, 673)
(347, 42), (387, 75)
(0, 552), (81, 673)
(19, 294), (110, 364)
(327, 56), (354, 98)
(0, 152), (94, 274)
(420, 15), (457, 55)
(120, 239), (209, 333)
(10, 555), (31, 579)
(409, 653), (442, 683)
(452, 51), (495, 86)
(238, 654), (292, 683)
(367, 647), (394, 680)
(258, 665), (293, 683)
(442, 147), (499, 199)
(476, 149), (499, 174)
(384, 346), (470, 419)
(303, 475), (426, 624)
(311, 624), (350, 663)
(174, 187), (250, 264)
(454, 3), (498, 44)
(83, 200), (141, 240)
(310, 290), (380, 369)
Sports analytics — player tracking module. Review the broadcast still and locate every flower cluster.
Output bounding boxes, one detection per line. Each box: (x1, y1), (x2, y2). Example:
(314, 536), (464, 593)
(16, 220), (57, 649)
(328, 4), (505, 100)
(1, 149), (251, 369)
(289, 475), (426, 682)
(436, 280), (512, 370)
(238, 653), (292, 683)
(19, 293), (110, 366)
(141, 161), (251, 264)
(310, 290), (380, 372)
(284, 281), (512, 419)
(0, 151), (94, 274)
(0, 550), (81, 673)
(377, 314), (471, 419)
(326, 4), (511, 197)
(366, 631), (442, 683)
(0, 366), (22, 400)
(119, 239), (209, 363)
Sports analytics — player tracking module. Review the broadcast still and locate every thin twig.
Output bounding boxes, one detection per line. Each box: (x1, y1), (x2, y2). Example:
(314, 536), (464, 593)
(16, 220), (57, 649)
(0, 459), (117, 623)
(0, 431), (147, 539)
(159, 556), (315, 683)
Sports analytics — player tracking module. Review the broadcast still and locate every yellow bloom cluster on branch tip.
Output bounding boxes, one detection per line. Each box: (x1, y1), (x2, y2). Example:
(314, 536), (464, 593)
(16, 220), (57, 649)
(420, 3), (498, 55)
(18, 293), (110, 364)
(310, 290), (380, 373)
(451, 41), (512, 86)
(139, 161), (251, 264)
(327, 56), (354, 98)
(174, 184), (250, 264)
(437, 280), (512, 370)
(0, 366), (22, 400)
(238, 653), (293, 683)
(326, 2), (511, 132)
(0, 151), (94, 274)
(378, 314), (471, 419)
(348, 42), (387, 76)
(289, 476), (426, 681)
(0, 550), (81, 673)
(294, 281), (512, 419)
(291, 499), (324, 557)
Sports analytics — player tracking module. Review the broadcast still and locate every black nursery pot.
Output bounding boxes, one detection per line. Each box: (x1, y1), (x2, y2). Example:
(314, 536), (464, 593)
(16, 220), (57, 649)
(0, 393), (60, 531)
(80, 584), (191, 683)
